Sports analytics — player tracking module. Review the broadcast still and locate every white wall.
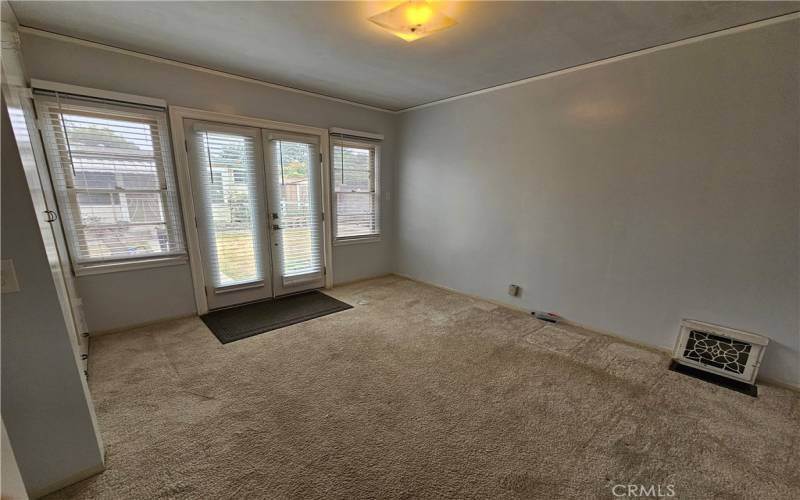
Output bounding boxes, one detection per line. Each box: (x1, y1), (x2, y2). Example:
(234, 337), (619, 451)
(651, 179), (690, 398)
(2, 420), (28, 500)
(16, 18), (800, 387)
(18, 32), (396, 332)
(396, 19), (800, 386)
(1, 100), (104, 497)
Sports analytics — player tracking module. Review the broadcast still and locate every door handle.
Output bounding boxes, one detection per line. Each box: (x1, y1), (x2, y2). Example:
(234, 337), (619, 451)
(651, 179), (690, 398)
(44, 210), (58, 222)
(272, 224), (282, 230)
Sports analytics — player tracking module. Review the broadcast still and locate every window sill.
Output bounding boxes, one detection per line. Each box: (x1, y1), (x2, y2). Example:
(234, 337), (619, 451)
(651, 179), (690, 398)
(333, 236), (382, 247)
(74, 255), (189, 277)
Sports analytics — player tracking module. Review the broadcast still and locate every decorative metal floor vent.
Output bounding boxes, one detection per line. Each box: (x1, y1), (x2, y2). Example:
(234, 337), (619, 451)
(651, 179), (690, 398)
(673, 319), (769, 385)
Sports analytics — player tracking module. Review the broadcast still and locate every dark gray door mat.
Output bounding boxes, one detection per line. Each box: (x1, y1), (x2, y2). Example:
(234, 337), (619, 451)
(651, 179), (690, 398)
(201, 290), (353, 344)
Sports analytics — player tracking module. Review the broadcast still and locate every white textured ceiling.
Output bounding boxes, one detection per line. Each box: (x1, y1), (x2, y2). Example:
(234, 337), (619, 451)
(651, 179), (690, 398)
(10, 1), (799, 111)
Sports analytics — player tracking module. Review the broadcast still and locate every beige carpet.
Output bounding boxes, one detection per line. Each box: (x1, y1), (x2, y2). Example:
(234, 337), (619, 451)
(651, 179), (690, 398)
(48, 276), (799, 499)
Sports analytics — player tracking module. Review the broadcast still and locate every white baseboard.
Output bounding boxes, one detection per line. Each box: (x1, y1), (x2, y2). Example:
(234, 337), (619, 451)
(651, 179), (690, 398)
(757, 376), (800, 392)
(332, 273), (394, 288)
(29, 463), (105, 499)
(391, 273), (799, 393)
(89, 314), (196, 337)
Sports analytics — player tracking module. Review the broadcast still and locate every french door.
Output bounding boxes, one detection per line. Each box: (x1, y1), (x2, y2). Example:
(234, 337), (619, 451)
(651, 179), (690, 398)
(184, 120), (325, 310)
(264, 131), (325, 295)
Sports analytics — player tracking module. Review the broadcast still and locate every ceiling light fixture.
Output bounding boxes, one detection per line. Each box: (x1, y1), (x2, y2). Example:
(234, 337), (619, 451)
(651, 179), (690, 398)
(369, 1), (457, 42)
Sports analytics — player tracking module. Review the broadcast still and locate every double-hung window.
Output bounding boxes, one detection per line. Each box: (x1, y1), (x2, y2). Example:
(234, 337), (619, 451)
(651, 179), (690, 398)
(35, 93), (185, 273)
(331, 137), (380, 241)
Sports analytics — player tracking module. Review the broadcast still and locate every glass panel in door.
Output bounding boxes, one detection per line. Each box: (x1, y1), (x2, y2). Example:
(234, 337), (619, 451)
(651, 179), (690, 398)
(265, 132), (325, 296)
(185, 120), (272, 309)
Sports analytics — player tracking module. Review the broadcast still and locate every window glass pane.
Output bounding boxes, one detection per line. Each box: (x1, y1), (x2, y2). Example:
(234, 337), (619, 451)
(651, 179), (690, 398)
(126, 193), (165, 224)
(333, 145), (372, 192)
(81, 224), (172, 260)
(271, 140), (321, 278)
(37, 97), (185, 266)
(200, 131), (261, 287)
(73, 171), (115, 189)
(332, 141), (379, 239)
(75, 192), (119, 223)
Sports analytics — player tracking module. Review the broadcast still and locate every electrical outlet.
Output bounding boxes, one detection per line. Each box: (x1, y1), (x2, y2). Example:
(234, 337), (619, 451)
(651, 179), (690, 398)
(1, 259), (20, 293)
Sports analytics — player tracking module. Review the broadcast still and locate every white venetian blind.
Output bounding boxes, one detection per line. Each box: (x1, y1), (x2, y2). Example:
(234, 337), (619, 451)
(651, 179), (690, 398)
(268, 135), (323, 284)
(35, 94), (185, 269)
(332, 138), (380, 239)
(189, 126), (265, 290)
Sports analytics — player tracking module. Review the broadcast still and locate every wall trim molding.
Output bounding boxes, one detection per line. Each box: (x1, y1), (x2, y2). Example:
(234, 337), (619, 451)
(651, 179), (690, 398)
(17, 25), (395, 114)
(88, 314), (197, 337)
(331, 273), (393, 288)
(392, 273), (800, 393)
(398, 11), (800, 113)
(28, 463), (105, 499)
(18, 12), (800, 115)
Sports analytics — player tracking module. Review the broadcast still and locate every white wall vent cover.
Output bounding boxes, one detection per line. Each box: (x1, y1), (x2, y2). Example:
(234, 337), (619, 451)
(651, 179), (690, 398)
(673, 319), (769, 384)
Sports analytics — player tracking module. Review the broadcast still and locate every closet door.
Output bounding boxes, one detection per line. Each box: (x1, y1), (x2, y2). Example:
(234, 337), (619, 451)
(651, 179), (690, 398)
(185, 120), (272, 309)
(264, 132), (325, 296)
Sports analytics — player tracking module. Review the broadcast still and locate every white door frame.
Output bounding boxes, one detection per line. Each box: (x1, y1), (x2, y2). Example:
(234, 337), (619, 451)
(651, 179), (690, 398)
(168, 106), (334, 315)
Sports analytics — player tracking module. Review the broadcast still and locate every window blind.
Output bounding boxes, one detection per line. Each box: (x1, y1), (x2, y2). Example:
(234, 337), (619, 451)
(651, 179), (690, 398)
(268, 135), (323, 284)
(35, 95), (185, 270)
(188, 125), (265, 290)
(332, 138), (380, 240)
